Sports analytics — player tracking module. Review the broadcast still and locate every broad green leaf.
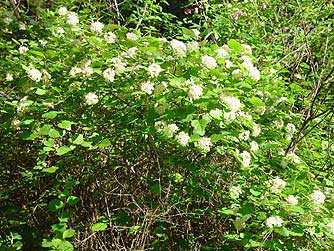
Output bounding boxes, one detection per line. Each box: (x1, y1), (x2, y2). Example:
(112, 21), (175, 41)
(42, 166), (59, 173)
(209, 109), (222, 120)
(66, 196), (79, 205)
(36, 88), (47, 95)
(42, 111), (59, 119)
(58, 120), (74, 130)
(49, 199), (64, 212)
(49, 129), (61, 138)
(98, 138), (111, 148)
(227, 39), (243, 53)
(56, 146), (72, 155)
(92, 223), (107, 232)
(249, 189), (261, 196)
(129, 225), (141, 234)
(63, 229), (75, 239)
(72, 134), (84, 145)
(38, 124), (52, 135)
(191, 119), (208, 136)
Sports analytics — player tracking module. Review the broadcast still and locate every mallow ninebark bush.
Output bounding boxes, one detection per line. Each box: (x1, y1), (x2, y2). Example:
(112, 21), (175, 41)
(1, 4), (334, 251)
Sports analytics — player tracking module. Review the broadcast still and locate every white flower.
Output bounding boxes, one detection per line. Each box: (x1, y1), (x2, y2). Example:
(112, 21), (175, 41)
(310, 190), (326, 205)
(232, 69), (243, 80)
(270, 177), (286, 193)
(85, 92), (99, 105)
(90, 21), (104, 33)
(230, 186), (242, 199)
(111, 57), (127, 74)
(241, 44), (252, 54)
(56, 27), (65, 34)
(6, 73), (13, 81)
(286, 152), (301, 164)
(252, 123), (261, 137)
(27, 68), (42, 82)
(19, 46), (29, 54)
(197, 137), (212, 152)
(201, 55), (217, 69)
(240, 150), (251, 167)
(3, 17), (13, 25)
(225, 60), (233, 68)
(141, 81), (154, 95)
(126, 32), (139, 41)
(154, 121), (166, 132)
(58, 7), (68, 16)
(167, 124), (179, 137)
(286, 195), (298, 206)
(147, 63), (162, 78)
(188, 85), (203, 100)
(39, 40), (47, 46)
(18, 22), (26, 30)
(250, 141), (259, 152)
(241, 55), (252, 63)
(220, 93), (241, 111)
(274, 119), (284, 129)
(286, 123), (296, 133)
(126, 47), (138, 57)
(175, 131), (190, 146)
(70, 66), (82, 76)
(186, 41), (199, 52)
(170, 39), (187, 57)
(105, 31), (116, 43)
(248, 66), (261, 81)
(224, 111), (237, 124)
(11, 119), (21, 129)
(216, 48), (229, 58)
(103, 68), (115, 82)
(42, 69), (51, 82)
(66, 12), (79, 25)
(265, 216), (283, 228)
(326, 221), (334, 233)
(82, 61), (93, 77)
(239, 130), (250, 141)
(192, 29), (200, 38)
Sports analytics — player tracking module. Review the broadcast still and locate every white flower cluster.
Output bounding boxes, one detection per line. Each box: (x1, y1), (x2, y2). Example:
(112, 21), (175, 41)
(90, 21), (104, 33)
(310, 190), (326, 205)
(27, 68), (42, 82)
(175, 131), (190, 146)
(220, 93), (242, 112)
(170, 39), (187, 57)
(215, 44), (230, 58)
(141, 81), (154, 94)
(19, 46), (29, 54)
(103, 68), (115, 82)
(66, 12), (79, 26)
(188, 84), (203, 100)
(239, 130), (250, 141)
(326, 221), (334, 233)
(70, 60), (93, 78)
(111, 57), (127, 74)
(229, 186), (242, 199)
(126, 32), (139, 41)
(250, 141), (259, 152)
(265, 216), (283, 228)
(6, 73), (13, 81)
(286, 123), (296, 140)
(166, 124), (179, 137)
(58, 7), (68, 16)
(201, 55), (217, 69)
(147, 63), (162, 78)
(252, 123), (261, 137)
(286, 195), (298, 205)
(85, 92), (99, 105)
(196, 137), (212, 152)
(232, 69), (243, 80)
(269, 177), (286, 193)
(240, 54), (260, 81)
(186, 41), (199, 52)
(56, 27), (65, 34)
(105, 31), (117, 43)
(239, 150), (251, 167)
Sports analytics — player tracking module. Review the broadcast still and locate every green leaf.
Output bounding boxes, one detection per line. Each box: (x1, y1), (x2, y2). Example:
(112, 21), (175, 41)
(63, 229), (75, 239)
(42, 166), (59, 173)
(249, 189), (261, 196)
(49, 199), (64, 212)
(58, 120), (74, 130)
(227, 39), (243, 53)
(66, 196), (79, 206)
(44, 138), (55, 147)
(209, 109), (222, 120)
(59, 210), (73, 223)
(98, 138), (111, 148)
(42, 111), (59, 119)
(218, 208), (234, 215)
(72, 134), (84, 145)
(38, 124), (52, 135)
(36, 88), (47, 95)
(129, 225), (141, 234)
(92, 223), (107, 232)
(288, 205), (304, 214)
(191, 119), (208, 136)
(22, 132), (39, 140)
(29, 50), (45, 58)
(49, 129), (61, 138)
(56, 146), (72, 155)
(247, 97), (265, 107)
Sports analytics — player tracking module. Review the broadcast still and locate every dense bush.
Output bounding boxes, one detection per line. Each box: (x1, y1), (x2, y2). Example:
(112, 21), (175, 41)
(1, 1), (334, 250)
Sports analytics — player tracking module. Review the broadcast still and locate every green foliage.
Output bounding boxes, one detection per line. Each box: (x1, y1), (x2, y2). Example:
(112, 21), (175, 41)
(0, 1), (334, 250)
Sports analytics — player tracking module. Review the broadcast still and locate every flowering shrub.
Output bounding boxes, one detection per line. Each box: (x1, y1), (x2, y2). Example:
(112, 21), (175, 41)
(1, 3), (334, 251)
